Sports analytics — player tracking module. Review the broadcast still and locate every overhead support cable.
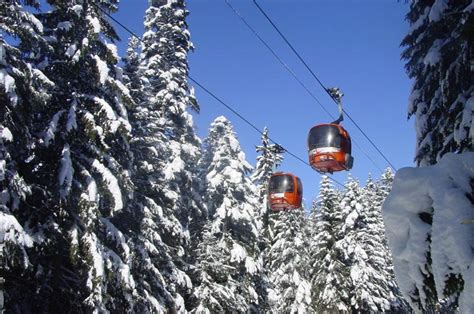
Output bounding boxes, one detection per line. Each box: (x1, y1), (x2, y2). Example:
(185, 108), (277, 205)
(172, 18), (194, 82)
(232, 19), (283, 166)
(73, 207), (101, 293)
(189, 76), (345, 187)
(90, 0), (346, 188)
(252, 0), (397, 172)
(224, 0), (383, 173)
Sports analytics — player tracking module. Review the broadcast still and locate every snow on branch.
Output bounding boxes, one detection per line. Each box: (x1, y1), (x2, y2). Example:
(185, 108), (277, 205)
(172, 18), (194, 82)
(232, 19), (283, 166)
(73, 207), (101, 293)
(383, 152), (474, 312)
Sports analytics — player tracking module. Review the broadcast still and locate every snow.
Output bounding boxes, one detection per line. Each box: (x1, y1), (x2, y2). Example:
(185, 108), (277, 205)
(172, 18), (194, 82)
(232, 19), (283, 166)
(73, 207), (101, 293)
(58, 144), (74, 198)
(87, 15), (101, 34)
(57, 21), (72, 31)
(383, 152), (474, 312)
(101, 218), (130, 258)
(93, 55), (109, 84)
(32, 68), (54, 87)
(65, 43), (77, 58)
(408, 7), (429, 35)
(0, 212), (33, 269)
(71, 5), (83, 16)
(455, 94), (474, 144)
(230, 243), (246, 263)
(0, 127), (13, 142)
(245, 257), (257, 274)
(107, 43), (119, 61)
(0, 160), (5, 181)
(44, 110), (65, 147)
(428, 0), (448, 22)
(91, 159), (123, 213)
(93, 96), (118, 120)
(0, 212), (33, 247)
(464, 2), (474, 12)
(423, 39), (443, 66)
(84, 232), (105, 289)
(0, 69), (18, 106)
(67, 98), (78, 131)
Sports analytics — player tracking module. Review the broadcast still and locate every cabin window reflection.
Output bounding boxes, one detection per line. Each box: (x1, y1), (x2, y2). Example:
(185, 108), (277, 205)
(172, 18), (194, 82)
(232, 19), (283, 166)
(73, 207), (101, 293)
(308, 125), (342, 150)
(269, 175), (294, 193)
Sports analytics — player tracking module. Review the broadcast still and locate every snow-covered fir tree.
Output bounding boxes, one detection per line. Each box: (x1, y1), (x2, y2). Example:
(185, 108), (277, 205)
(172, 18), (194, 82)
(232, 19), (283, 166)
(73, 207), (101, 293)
(18, 1), (137, 311)
(0, 1), (53, 310)
(382, 1), (474, 312)
(338, 176), (405, 312)
(250, 127), (284, 310)
(309, 176), (350, 312)
(310, 175), (406, 312)
(265, 209), (311, 313)
(402, 0), (474, 166)
(192, 116), (262, 312)
(374, 168), (408, 311)
(251, 127), (284, 211)
(125, 0), (201, 311)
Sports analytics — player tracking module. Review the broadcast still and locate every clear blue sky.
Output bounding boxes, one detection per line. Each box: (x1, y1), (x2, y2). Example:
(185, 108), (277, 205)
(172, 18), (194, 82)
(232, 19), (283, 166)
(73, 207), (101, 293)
(114, 0), (414, 208)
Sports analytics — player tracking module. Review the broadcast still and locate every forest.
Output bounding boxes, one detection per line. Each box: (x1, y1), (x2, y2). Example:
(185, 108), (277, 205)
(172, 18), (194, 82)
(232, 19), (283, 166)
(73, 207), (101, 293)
(1, 0), (473, 313)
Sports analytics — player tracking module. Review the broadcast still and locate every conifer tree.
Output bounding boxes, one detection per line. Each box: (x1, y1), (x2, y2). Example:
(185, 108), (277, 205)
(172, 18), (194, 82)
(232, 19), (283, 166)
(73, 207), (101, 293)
(0, 1), (57, 310)
(343, 176), (393, 312)
(23, 1), (137, 311)
(374, 169), (409, 311)
(402, 0), (474, 166)
(265, 210), (311, 313)
(251, 127), (284, 210)
(250, 127), (284, 314)
(309, 176), (349, 312)
(125, 0), (201, 310)
(192, 116), (261, 312)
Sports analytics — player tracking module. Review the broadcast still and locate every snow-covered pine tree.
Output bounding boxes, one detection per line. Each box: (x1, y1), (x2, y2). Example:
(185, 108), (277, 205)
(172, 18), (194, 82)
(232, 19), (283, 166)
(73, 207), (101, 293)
(24, 1), (136, 311)
(192, 116), (261, 312)
(337, 176), (407, 312)
(402, 0), (474, 166)
(308, 176), (350, 312)
(0, 1), (57, 310)
(374, 169), (409, 312)
(251, 127), (284, 212)
(125, 0), (201, 311)
(265, 209), (311, 313)
(250, 126), (284, 310)
(382, 2), (474, 310)
(359, 175), (408, 312)
(123, 0), (200, 310)
(123, 34), (173, 312)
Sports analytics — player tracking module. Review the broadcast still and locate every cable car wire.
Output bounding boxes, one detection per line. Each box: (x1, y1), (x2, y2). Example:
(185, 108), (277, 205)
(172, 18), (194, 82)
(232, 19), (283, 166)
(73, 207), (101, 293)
(89, 1), (346, 188)
(252, 0), (397, 172)
(224, 0), (333, 119)
(224, 0), (383, 173)
(189, 77), (345, 188)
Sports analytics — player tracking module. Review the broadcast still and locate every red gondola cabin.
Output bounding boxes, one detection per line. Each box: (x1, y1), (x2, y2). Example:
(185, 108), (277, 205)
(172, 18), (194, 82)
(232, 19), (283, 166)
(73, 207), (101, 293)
(307, 123), (353, 173)
(267, 172), (303, 211)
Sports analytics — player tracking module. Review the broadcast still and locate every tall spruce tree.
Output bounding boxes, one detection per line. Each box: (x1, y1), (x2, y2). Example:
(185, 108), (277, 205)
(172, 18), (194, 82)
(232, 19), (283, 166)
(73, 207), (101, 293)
(0, 1), (53, 310)
(309, 176), (350, 312)
(250, 127), (284, 311)
(402, 0), (474, 166)
(374, 169), (409, 311)
(265, 210), (311, 313)
(251, 127), (284, 210)
(125, 0), (201, 311)
(340, 176), (395, 312)
(192, 116), (261, 312)
(25, 1), (137, 311)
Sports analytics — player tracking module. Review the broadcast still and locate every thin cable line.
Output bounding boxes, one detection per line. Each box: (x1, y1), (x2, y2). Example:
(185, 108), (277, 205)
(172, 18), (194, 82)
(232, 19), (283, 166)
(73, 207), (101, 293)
(223, 0), (333, 120)
(90, 0), (346, 187)
(252, 0), (397, 172)
(224, 0), (383, 173)
(189, 76), (345, 187)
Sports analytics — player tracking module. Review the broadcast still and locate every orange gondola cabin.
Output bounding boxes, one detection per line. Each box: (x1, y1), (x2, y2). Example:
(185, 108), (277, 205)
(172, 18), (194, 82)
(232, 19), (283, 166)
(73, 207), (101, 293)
(267, 172), (303, 211)
(307, 123), (353, 173)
